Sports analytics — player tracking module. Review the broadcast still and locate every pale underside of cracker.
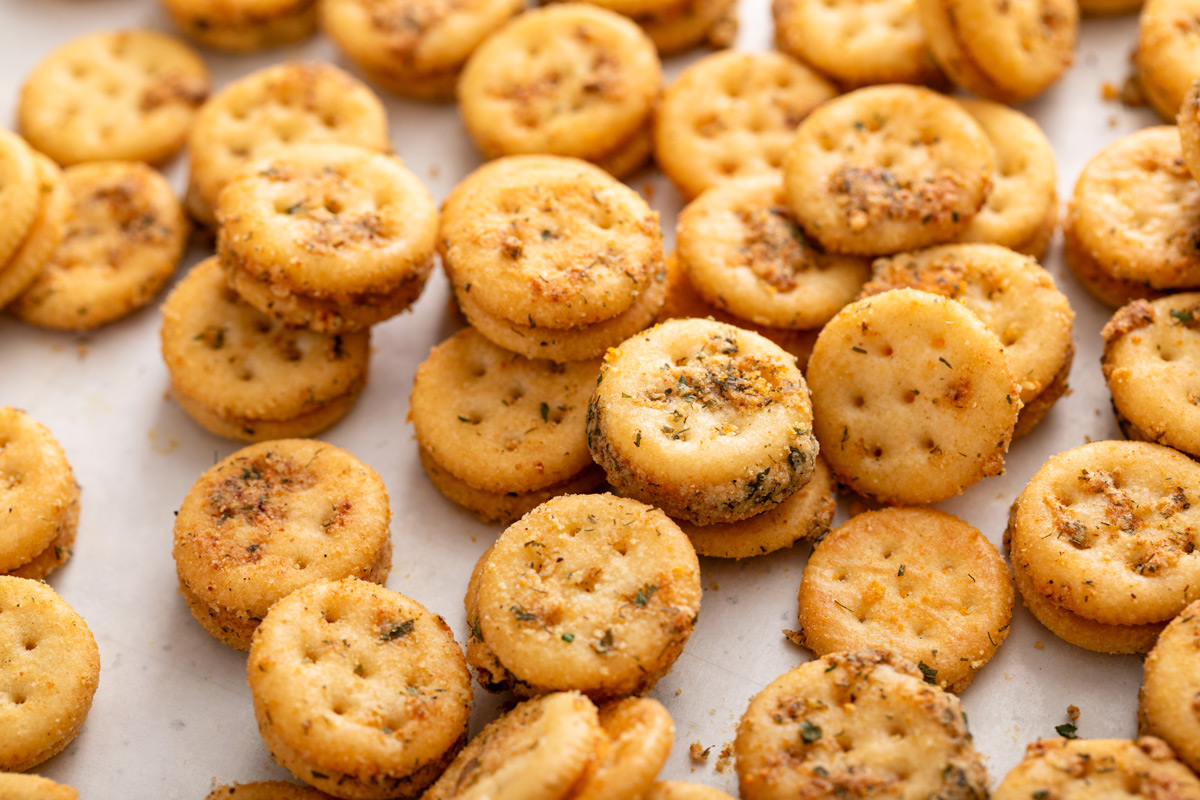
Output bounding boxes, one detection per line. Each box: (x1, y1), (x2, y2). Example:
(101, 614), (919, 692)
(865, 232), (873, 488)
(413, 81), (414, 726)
(572, 697), (675, 800)
(644, 783), (738, 800)
(797, 506), (1014, 692)
(734, 649), (989, 800)
(635, 0), (739, 55)
(164, 0), (319, 52)
(807, 288), (1019, 505)
(0, 773), (80, 800)
(0, 153), (69, 311)
(1135, 0), (1200, 121)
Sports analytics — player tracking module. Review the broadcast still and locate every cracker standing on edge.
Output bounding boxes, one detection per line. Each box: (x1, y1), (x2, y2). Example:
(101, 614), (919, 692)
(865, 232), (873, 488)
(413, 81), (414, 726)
(18, 30), (210, 166)
(247, 578), (472, 799)
(457, 4), (661, 176)
(0, 407), (79, 580)
(217, 143), (438, 333)
(0, 130), (44, 272)
(735, 650), (990, 800)
(186, 62), (390, 227)
(783, 85), (994, 256)
(797, 507), (1014, 692)
(10, 161), (189, 331)
(466, 494), (701, 699)
(422, 692), (604, 800)
(587, 318), (818, 525)
(806, 288), (1019, 505)
(1102, 294), (1200, 458)
(161, 0), (319, 51)
(0, 577), (101, 773)
(1136, 0), (1200, 121)
(410, 327), (603, 524)
(320, 0), (525, 102)
(1139, 599), (1200, 773)
(0, 153), (70, 312)
(653, 51), (837, 200)
(173, 439), (392, 650)
(572, 697), (675, 800)
(993, 737), (1200, 800)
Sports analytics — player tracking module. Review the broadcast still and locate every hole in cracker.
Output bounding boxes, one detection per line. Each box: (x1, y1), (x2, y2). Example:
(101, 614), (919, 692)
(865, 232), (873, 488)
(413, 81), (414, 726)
(549, 409), (566, 424)
(324, 609), (339, 624)
(277, 339), (303, 362)
(11, 692), (26, 706)
(872, 446), (883, 459)
(332, 700), (348, 715)
(835, 733), (853, 752)
(324, 198), (344, 215)
(882, 551), (892, 560)
(888, 724), (905, 737)
(719, 162), (738, 176)
(931, 335), (945, 348)
(23, 640), (36, 651)
(881, 345), (894, 356)
(1002, 332), (1019, 346)
(253, 318), (272, 334)
(354, 663), (368, 678)
(612, 540), (628, 556)
(238, 368), (255, 382)
(303, 644), (321, 663)
(295, 558), (308, 570)
(508, 387), (525, 403)
(854, 396), (866, 408)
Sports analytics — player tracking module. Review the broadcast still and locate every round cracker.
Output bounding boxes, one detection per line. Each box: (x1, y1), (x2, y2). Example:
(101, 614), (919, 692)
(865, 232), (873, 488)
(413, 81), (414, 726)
(783, 85), (993, 256)
(994, 737), (1200, 800)
(587, 318), (818, 525)
(1009, 440), (1200, 627)
(677, 177), (871, 331)
(0, 153), (69, 311)
(17, 30), (210, 166)
(0, 577), (100, 773)
(470, 493), (701, 699)
(644, 783), (737, 800)
(0, 773), (79, 800)
(653, 51), (837, 200)
(806, 288), (1019, 505)
(797, 507), (1014, 692)
(1136, 0), (1200, 121)
(734, 650), (989, 800)
(163, 0), (319, 51)
(0, 130), (42, 271)
(247, 578), (472, 799)
(573, 697), (675, 800)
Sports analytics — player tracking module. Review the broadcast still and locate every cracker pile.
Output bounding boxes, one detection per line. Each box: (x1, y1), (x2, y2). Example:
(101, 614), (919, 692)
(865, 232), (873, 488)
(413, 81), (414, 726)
(7, 0), (1200, 797)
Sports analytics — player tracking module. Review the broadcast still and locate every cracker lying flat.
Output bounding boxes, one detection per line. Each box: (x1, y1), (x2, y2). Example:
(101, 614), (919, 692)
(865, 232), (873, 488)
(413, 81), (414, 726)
(807, 288), (1019, 505)
(735, 650), (989, 800)
(798, 506), (1013, 692)
(994, 737), (1200, 800)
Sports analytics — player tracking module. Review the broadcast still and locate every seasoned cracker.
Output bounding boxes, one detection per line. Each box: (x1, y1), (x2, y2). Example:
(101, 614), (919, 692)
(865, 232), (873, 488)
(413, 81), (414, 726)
(467, 494), (701, 699)
(797, 507), (1013, 692)
(0, 153), (69, 311)
(1009, 440), (1200, 627)
(204, 782), (337, 800)
(0, 577), (100, 772)
(0, 773), (79, 800)
(994, 737), (1200, 800)
(1181, 80), (1200, 183)
(457, 5), (661, 172)
(1139, 599), (1200, 772)
(440, 155), (665, 361)
(174, 439), (392, 650)
(18, 30), (209, 166)
(735, 650), (989, 800)
(783, 85), (993, 256)
(573, 697), (675, 800)
(644, 784), (737, 800)
(637, 0), (738, 55)
(162, 0), (319, 51)
(161, 257), (370, 442)
(862, 244), (1074, 435)
(186, 62), (389, 227)
(321, 0), (524, 102)
(806, 288), (1019, 505)
(1102, 294), (1200, 458)
(248, 578), (472, 799)
(918, 0), (1077, 103)
(955, 100), (1058, 258)
(0, 407), (79, 579)
(1136, 0), (1200, 121)
(423, 692), (604, 800)
(218, 143), (438, 333)
(410, 327), (601, 504)
(1066, 126), (1200, 292)
(677, 454), (836, 559)
(653, 52), (836, 200)
(773, 0), (946, 88)
(587, 319), (818, 525)
(10, 161), (188, 331)
(0, 130), (43, 272)
(677, 177), (871, 331)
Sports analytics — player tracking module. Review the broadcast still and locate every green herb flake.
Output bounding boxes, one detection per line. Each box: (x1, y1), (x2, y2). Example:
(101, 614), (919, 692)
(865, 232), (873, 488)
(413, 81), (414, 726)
(1055, 722), (1078, 739)
(898, 564), (905, 577)
(381, 619), (416, 642)
(634, 584), (658, 606)
(561, 633), (575, 643)
(594, 628), (615, 654)
(939, 357), (953, 369)
(918, 661), (938, 685)
(470, 617), (483, 642)
(634, 431), (641, 447)
(800, 720), (823, 744)
(1033, 792), (1050, 800)
(457, 415), (470, 423)
(353, 664), (365, 677)
(851, 346), (867, 354)
(540, 402), (549, 422)
(1171, 308), (1194, 324)
(511, 605), (537, 622)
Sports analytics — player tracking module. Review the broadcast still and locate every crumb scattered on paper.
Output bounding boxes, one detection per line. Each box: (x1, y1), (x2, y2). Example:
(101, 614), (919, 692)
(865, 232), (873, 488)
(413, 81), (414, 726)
(783, 629), (805, 647)
(1067, 704), (1080, 721)
(715, 744), (735, 774)
(690, 742), (712, 762)
(1035, 640), (1045, 649)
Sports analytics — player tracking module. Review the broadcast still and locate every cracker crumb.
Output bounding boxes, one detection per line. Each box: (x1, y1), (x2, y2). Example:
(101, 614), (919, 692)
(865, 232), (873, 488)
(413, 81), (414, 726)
(428, 164), (441, 178)
(1084, 435), (1092, 443)
(715, 743), (735, 774)
(1034, 640), (1045, 649)
(690, 742), (711, 762)
(1119, 75), (1145, 107)
(1108, 115), (1119, 129)
(675, 688), (682, 696)
(1102, 81), (1120, 101)
(783, 629), (805, 647)
(642, 182), (656, 202)
(75, 339), (90, 358)
(1067, 704), (1080, 721)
